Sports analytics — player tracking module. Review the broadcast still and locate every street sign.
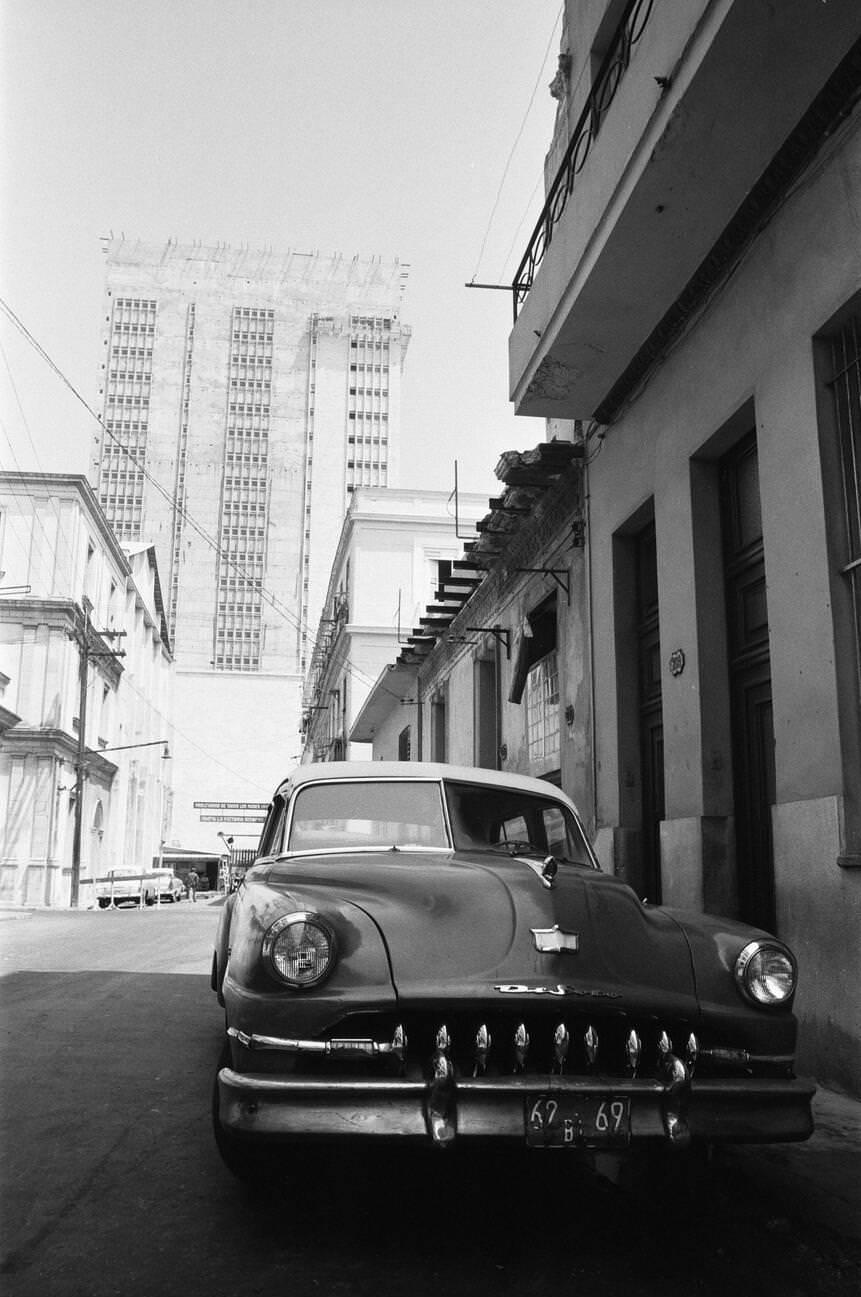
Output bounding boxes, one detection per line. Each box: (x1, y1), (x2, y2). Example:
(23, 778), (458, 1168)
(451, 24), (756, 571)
(193, 801), (269, 810)
(199, 814), (266, 823)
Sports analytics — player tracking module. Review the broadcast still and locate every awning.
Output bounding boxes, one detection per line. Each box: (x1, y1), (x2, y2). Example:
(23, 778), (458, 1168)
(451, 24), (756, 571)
(350, 662), (419, 744)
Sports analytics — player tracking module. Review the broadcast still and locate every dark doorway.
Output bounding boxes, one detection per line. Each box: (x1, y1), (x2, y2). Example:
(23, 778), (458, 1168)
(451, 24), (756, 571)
(720, 433), (776, 930)
(474, 657), (499, 769)
(636, 520), (664, 903)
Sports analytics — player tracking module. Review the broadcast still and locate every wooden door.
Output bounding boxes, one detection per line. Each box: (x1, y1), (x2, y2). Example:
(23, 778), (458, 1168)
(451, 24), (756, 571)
(637, 521), (664, 903)
(721, 434), (776, 929)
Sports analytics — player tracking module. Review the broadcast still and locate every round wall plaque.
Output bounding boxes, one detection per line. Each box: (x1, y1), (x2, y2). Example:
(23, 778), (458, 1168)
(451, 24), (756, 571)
(669, 649), (686, 677)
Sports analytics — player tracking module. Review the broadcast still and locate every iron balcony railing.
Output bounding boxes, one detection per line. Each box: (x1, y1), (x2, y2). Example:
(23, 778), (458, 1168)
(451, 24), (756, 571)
(512, 0), (655, 319)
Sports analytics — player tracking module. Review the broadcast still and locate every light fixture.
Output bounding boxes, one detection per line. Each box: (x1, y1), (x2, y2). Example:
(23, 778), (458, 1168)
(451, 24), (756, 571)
(96, 739), (171, 759)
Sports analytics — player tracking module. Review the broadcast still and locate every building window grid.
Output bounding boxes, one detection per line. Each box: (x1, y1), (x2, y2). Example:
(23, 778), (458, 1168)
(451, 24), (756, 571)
(526, 651), (561, 762)
(830, 315), (861, 698)
(168, 302), (195, 637)
(345, 326), (390, 492)
(99, 297), (157, 535)
(215, 307), (273, 669)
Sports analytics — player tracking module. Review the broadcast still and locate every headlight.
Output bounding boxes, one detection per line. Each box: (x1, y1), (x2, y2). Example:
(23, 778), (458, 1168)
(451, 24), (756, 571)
(263, 911), (336, 988)
(734, 940), (797, 1007)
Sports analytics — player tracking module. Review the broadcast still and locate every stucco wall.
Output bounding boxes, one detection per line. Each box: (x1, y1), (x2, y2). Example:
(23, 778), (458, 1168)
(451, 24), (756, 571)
(585, 113), (861, 1093)
(169, 668), (302, 853)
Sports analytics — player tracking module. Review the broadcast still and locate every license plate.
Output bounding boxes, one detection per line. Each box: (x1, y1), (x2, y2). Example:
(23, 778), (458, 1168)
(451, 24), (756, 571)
(526, 1094), (631, 1148)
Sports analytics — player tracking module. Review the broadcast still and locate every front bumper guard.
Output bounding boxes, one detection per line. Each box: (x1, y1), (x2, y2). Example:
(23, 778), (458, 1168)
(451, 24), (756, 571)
(216, 1061), (815, 1150)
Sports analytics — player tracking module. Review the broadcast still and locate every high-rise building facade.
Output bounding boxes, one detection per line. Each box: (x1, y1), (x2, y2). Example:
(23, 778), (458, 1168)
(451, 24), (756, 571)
(92, 237), (410, 850)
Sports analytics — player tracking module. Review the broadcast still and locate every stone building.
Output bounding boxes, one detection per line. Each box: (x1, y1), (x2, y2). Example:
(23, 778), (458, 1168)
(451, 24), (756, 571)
(0, 473), (173, 906)
(91, 238), (410, 848)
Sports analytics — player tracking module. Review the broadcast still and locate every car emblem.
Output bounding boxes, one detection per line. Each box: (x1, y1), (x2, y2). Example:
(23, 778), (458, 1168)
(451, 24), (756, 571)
(531, 925), (579, 954)
(493, 983), (621, 999)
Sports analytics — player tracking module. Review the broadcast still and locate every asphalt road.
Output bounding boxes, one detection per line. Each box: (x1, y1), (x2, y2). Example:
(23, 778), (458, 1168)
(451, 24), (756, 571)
(1, 905), (858, 1297)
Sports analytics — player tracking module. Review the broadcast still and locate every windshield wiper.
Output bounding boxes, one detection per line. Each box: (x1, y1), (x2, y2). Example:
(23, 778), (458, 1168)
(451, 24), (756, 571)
(461, 841), (545, 857)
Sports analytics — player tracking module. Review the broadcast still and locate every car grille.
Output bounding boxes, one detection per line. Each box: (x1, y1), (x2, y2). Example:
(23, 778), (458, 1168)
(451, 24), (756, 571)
(315, 1009), (705, 1080)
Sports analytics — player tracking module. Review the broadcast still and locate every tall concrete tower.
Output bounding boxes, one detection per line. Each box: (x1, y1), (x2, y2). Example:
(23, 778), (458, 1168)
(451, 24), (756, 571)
(91, 237), (410, 849)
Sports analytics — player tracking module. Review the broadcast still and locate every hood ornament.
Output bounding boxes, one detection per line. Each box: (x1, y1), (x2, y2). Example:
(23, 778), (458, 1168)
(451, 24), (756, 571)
(531, 925), (580, 954)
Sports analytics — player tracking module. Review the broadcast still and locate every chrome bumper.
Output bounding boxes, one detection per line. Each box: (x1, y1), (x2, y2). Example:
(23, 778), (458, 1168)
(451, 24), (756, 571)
(216, 1065), (814, 1149)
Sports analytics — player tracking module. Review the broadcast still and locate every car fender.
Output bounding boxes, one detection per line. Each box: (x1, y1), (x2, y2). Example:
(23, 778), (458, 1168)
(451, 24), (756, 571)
(212, 893), (238, 1003)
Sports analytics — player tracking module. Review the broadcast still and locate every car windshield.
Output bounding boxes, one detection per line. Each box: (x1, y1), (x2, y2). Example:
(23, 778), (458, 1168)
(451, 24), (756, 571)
(444, 780), (596, 866)
(288, 780), (449, 852)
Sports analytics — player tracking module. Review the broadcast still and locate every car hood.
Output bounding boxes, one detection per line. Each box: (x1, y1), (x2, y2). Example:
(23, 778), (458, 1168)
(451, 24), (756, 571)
(261, 851), (698, 1017)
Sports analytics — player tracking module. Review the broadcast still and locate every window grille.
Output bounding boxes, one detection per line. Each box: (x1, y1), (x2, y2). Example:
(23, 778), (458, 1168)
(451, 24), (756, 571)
(526, 651), (560, 762)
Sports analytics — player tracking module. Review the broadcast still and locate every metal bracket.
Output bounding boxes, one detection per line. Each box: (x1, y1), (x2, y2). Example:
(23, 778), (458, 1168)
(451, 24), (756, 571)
(514, 568), (570, 604)
(466, 625), (511, 659)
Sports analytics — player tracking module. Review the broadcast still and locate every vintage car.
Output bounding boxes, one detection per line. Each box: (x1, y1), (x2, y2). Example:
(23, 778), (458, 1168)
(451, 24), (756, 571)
(95, 868), (159, 908)
(211, 762), (814, 1178)
(153, 871), (186, 903)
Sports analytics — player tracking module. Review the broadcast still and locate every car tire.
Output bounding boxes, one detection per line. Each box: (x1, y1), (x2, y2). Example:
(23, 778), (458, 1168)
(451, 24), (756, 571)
(97, 898), (110, 909)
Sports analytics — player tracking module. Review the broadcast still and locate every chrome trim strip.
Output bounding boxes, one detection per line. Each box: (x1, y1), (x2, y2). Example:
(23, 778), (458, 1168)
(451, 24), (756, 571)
(228, 1026), (404, 1057)
(218, 1067), (669, 1096)
(699, 1048), (796, 1067)
(227, 1027), (797, 1074)
(280, 845), (456, 859)
(219, 1066), (815, 1102)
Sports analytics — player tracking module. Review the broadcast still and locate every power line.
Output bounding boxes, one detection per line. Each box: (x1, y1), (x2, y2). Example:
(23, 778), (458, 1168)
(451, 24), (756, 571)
(0, 297), (446, 756)
(0, 295), (305, 638)
(470, 4), (562, 284)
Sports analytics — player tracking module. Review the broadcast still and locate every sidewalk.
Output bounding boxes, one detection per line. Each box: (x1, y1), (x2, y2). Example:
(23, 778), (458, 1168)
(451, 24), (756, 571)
(720, 1085), (861, 1245)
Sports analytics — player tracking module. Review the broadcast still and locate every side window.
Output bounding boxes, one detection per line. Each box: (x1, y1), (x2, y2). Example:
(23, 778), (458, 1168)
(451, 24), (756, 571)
(257, 797), (287, 857)
(542, 806), (568, 857)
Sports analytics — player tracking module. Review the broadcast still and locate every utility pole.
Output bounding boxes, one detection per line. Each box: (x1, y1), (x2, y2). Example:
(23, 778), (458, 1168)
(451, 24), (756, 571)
(69, 604), (126, 908)
(70, 608), (89, 909)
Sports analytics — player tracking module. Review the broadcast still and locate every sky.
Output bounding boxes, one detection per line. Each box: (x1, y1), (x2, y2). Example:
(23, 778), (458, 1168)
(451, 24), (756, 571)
(0, 0), (562, 497)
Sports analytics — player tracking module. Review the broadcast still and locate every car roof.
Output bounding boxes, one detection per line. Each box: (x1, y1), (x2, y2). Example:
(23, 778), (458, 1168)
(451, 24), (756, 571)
(274, 762), (582, 814)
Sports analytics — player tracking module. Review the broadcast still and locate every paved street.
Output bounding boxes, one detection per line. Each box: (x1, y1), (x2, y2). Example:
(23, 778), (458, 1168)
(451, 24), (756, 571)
(1, 905), (859, 1297)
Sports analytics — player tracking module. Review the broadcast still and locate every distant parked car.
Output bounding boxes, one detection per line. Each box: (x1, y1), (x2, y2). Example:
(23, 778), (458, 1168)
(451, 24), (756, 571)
(95, 868), (158, 909)
(153, 871), (186, 903)
(211, 762), (814, 1182)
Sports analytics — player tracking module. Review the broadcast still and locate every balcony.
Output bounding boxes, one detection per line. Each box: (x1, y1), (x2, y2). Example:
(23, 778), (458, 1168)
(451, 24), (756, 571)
(509, 0), (861, 420)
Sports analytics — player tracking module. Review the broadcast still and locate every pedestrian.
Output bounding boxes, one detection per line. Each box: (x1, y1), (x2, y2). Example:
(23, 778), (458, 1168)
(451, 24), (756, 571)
(188, 868), (199, 903)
